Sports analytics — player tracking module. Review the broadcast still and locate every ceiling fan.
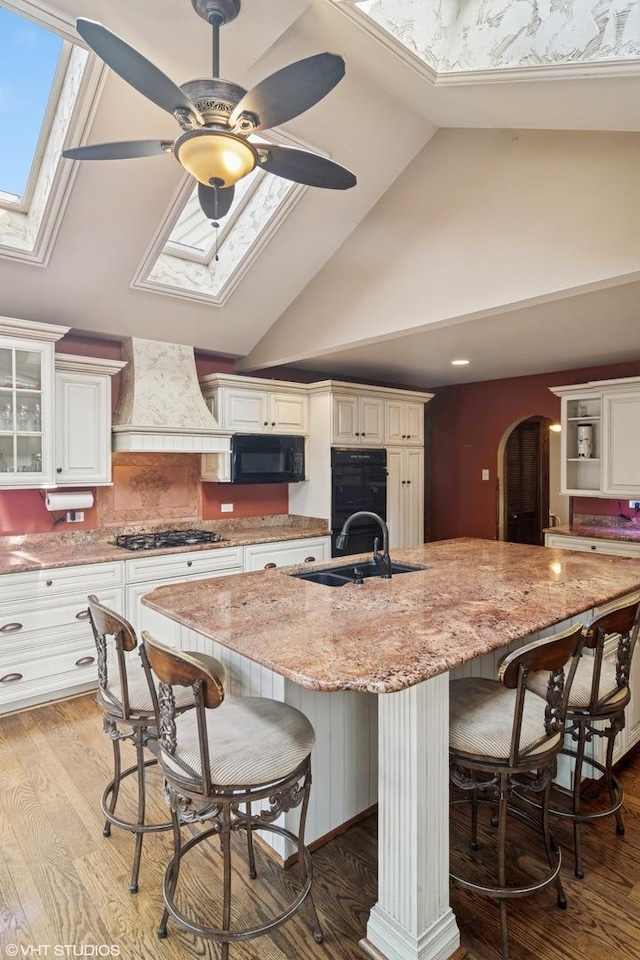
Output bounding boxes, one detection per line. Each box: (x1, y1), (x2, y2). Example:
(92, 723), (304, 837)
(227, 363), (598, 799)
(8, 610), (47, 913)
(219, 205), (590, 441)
(63, 0), (356, 222)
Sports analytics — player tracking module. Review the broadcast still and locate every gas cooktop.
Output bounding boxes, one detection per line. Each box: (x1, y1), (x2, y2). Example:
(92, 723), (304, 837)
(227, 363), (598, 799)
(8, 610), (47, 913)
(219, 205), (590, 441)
(114, 530), (227, 551)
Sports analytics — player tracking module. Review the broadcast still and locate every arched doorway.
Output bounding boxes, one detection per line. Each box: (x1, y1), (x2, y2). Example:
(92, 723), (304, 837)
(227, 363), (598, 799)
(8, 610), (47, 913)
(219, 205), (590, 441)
(499, 416), (550, 546)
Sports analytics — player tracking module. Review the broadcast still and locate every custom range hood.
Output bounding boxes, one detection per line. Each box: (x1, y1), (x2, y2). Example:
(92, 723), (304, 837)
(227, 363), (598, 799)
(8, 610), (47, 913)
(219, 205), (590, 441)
(112, 338), (231, 453)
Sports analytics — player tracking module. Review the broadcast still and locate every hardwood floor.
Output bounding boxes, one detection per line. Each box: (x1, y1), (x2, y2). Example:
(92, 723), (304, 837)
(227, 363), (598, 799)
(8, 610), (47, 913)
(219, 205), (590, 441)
(2, 692), (640, 959)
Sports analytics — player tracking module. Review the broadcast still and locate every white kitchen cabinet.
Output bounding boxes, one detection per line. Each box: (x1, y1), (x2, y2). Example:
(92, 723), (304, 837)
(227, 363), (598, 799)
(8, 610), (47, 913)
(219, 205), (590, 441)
(200, 373), (309, 435)
(545, 532), (640, 766)
(602, 392), (640, 497)
(0, 317), (68, 488)
(550, 376), (640, 498)
(243, 536), (330, 571)
(386, 447), (424, 548)
(0, 560), (125, 714)
(385, 399), (424, 446)
(54, 354), (126, 486)
(126, 546), (244, 635)
(544, 532), (640, 559)
(332, 393), (384, 445)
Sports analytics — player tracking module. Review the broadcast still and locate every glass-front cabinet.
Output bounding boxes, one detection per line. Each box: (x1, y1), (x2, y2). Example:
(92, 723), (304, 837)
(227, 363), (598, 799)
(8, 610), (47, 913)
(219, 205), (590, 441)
(0, 319), (69, 487)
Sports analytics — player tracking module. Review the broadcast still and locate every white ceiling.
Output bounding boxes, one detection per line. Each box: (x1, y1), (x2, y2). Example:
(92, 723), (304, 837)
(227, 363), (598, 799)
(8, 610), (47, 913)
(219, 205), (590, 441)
(2, 0), (640, 388)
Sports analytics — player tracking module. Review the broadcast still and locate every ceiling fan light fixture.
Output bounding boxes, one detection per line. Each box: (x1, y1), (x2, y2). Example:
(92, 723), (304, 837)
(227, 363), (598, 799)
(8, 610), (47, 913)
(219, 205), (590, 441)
(175, 129), (256, 187)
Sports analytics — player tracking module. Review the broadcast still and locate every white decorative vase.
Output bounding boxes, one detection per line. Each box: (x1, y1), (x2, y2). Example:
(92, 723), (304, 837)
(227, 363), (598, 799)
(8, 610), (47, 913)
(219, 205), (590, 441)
(577, 423), (594, 459)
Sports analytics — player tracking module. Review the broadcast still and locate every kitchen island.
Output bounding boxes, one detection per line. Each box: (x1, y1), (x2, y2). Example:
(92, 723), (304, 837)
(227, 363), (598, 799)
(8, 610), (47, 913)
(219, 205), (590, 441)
(142, 538), (640, 960)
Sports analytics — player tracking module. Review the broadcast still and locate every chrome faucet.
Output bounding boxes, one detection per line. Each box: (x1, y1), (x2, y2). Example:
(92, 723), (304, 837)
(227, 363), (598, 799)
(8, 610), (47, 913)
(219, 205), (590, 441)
(335, 511), (392, 579)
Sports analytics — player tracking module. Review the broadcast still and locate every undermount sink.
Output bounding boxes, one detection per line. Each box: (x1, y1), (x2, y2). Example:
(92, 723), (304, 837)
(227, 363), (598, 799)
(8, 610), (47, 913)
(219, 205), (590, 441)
(291, 560), (425, 587)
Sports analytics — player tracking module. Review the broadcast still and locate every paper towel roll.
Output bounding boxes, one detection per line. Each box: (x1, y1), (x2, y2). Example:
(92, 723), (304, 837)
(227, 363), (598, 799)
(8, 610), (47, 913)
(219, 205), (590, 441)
(45, 490), (94, 512)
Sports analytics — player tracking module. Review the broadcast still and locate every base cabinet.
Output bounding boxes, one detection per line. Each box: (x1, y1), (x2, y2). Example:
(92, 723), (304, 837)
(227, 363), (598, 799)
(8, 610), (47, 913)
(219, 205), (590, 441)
(545, 531), (640, 764)
(0, 561), (124, 714)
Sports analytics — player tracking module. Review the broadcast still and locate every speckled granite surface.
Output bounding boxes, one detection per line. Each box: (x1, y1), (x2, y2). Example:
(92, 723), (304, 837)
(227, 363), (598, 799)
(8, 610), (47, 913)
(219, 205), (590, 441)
(545, 524), (640, 543)
(0, 516), (330, 575)
(142, 538), (640, 695)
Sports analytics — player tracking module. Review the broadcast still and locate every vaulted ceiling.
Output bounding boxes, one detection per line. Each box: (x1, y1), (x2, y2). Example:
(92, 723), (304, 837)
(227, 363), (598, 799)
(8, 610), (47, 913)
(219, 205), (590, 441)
(2, 0), (640, 388)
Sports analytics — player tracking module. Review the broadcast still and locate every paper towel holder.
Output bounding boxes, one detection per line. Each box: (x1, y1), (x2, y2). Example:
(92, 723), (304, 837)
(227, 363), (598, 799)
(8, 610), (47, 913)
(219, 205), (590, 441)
(44, 489), (94, 524)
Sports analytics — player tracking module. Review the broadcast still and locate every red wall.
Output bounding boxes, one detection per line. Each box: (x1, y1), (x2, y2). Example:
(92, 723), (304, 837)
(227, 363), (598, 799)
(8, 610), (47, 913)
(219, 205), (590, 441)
(429, 359), (640, 542)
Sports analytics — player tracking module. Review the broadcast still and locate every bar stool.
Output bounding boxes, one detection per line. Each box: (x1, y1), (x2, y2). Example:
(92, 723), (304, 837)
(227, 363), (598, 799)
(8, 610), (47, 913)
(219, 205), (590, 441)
(139, 630), (323, 958)
(449, 622), (583, 960)
(529, 595), (640, 879)
(87, 596), (218, 893)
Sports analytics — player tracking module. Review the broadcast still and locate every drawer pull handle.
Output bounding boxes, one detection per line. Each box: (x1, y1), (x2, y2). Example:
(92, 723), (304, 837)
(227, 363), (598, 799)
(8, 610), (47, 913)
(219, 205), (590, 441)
(0, 622), (23, 633)
(264, 562), (277, 569)
(0, 673), (23, 683)
(187, 560), (193, 567)
(75, 609), (90, 620)
(304, 556), (316, 563)
(75, 656), (95, 668)
(591, 545), (597, 550)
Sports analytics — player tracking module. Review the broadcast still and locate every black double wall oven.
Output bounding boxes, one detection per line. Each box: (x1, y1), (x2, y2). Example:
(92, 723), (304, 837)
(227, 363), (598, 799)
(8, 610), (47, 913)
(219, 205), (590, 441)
(331, 447), (387, 557)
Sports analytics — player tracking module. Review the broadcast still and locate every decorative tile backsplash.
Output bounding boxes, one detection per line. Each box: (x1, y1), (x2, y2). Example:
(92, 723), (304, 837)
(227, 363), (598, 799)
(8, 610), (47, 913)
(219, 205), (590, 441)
(98, 453), (201, 526)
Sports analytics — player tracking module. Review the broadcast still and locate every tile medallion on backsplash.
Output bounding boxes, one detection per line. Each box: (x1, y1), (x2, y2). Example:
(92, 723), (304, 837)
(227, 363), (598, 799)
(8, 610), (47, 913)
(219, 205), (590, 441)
(98, 453), (201, 526)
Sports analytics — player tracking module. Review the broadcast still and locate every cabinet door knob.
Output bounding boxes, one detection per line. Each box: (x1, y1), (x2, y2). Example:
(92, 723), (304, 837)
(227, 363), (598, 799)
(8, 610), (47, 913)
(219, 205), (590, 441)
(361, 432), (366, 437)
(401, 480), (406, 485)
(187, 560), (193, 567)
(264, 562), (277, 569)
(591, 545), (597, 550)
(263, 421), (269, 426)
(355, 432), (360, 436)
(56, 467), (62, 474)
(304, 556), (315, 563)
(75, 609), (90, 620)
(46, 579), (53, 587)
(0, 622), (23, 633)
(406, 480), (411, 484)
(402, 434), (406, 439)
(0, 673), (23, 683)
(75, 655), (95, 668)
(271, 422), (276, 426)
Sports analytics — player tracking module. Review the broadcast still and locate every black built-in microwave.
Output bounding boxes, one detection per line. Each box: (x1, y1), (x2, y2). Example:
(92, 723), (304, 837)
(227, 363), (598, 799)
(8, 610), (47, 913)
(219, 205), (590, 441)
(230, 433), (305, 484)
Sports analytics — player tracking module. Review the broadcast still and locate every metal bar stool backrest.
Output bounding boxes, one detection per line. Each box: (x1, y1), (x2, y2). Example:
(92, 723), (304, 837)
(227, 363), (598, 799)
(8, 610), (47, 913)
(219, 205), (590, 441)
(581, 596), (640, 715)
(87, 594), (139, 720)
(139, 631), (225, 795)
(498, 622), (584, 768)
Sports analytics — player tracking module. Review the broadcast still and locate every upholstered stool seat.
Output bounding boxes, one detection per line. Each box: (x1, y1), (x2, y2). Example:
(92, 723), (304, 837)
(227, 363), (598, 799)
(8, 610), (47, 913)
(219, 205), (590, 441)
(140, 631), (323, 959)
(526, 595), (640, 879)
(87, 595), (223, 894)
(449, 622), (584, 960)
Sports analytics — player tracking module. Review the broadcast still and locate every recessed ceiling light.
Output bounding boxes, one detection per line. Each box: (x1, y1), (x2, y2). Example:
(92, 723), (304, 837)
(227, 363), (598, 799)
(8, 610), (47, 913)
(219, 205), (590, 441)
(451, 359), (470, 366)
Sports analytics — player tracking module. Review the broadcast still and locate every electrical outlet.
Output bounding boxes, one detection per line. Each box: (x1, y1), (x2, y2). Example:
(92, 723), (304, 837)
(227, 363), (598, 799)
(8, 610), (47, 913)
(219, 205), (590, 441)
(221, 503), (234, 513)
(482, 469), (490, 481)
(629, 501), (640, 511)
(66, 511), (84, 523)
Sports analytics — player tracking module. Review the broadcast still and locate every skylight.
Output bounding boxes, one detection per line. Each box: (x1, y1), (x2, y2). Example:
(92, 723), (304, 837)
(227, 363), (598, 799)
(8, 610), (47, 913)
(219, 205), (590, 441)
(0, 4), (64, 201)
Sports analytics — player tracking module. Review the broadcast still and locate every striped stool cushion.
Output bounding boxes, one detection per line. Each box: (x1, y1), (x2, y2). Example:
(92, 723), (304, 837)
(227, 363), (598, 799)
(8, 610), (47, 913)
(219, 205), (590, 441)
(528, 656), (626, 711)
(450, 677), (562, 761)
(163, 696), (316, 788)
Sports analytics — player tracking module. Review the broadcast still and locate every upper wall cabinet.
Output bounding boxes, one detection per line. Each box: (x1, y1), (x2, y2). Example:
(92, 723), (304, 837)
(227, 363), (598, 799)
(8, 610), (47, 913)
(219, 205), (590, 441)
(332, 393), (385, 445)
(384, 399), (425, 446)
(550, 376), (640, 498)
(0, 317), (69, 488)
(54, 355), (126, 486)
(200, 374), (309, 435)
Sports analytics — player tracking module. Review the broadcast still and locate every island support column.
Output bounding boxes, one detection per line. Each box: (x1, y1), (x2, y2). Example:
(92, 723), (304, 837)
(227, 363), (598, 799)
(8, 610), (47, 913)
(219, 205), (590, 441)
(361, 674), (460, 960)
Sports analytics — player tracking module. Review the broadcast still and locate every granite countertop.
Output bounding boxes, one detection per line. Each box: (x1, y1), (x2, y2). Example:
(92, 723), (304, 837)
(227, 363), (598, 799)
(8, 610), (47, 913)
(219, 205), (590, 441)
(142, 537), (640, 696)
(0, 516), (330, 576)
(545, 523), (640, 543)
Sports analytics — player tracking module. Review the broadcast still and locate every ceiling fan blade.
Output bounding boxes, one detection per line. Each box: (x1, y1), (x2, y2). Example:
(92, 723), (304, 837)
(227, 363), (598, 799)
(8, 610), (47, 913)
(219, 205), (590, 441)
(230, 53), (345, 133)
(63, 140), (172, 161)
(198, 182), (236, 221)
(76, 19), (202, 123)
(258, 145), (356, 190)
